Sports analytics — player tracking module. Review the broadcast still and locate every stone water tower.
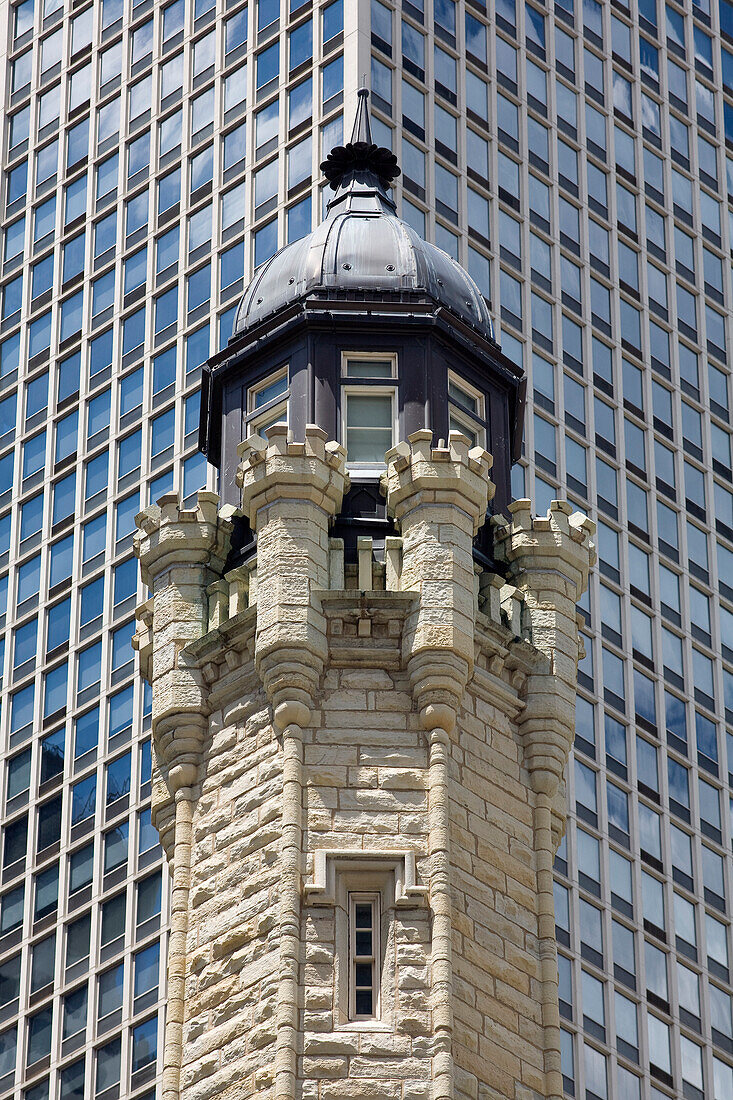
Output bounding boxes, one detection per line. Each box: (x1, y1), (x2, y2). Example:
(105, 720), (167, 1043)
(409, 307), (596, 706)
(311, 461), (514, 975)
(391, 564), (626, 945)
(134, 93), (595, 1100)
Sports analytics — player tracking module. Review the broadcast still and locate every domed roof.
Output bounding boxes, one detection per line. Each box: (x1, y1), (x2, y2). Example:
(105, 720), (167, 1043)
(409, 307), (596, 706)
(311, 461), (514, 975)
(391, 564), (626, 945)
(233, 91), (495, 343)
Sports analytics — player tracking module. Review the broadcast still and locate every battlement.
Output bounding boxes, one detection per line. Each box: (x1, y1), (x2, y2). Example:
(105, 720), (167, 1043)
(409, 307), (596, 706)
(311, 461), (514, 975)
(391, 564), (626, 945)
(493, 497), (597, 600)
(133, 490), (234, 589)
(236, 423), (350, 525)
(385, 428), (495, 535)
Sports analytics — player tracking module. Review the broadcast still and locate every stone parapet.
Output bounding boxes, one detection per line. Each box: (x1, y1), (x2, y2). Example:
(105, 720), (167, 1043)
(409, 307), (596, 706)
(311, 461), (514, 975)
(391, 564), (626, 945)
(493, 498), (595, 624)
(134, 491), (234, 592)
(385, 429), (494, 531)
(237, 422), (348, 524)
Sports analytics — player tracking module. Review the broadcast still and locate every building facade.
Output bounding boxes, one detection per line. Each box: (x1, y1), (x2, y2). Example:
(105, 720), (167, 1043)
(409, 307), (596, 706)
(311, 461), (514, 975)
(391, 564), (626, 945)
(0, 0), (732, 1098)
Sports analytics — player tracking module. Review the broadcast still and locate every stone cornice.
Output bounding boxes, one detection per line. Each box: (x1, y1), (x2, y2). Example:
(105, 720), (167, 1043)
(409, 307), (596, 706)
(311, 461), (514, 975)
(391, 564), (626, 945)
(186, 605), (257, 664)
(182, 606), (258, 710)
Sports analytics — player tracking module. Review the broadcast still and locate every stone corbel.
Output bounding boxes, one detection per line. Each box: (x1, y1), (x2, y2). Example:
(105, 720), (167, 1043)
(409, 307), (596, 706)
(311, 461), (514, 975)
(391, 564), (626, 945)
(132, 598), (154, 683)
(304, 849), (428, 908)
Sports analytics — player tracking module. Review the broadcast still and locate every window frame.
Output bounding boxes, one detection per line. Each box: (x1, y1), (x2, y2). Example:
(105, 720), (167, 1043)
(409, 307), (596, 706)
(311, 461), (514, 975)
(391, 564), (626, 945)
(245, 366), (289, 438)
(340, 351), (398, 470)
(348, 892), (381, 1022)
(447, 370), (487, 448)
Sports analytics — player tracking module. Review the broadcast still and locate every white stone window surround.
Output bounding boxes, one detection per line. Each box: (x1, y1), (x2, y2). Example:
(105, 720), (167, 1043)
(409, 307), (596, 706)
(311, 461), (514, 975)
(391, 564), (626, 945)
(304, 848), (427, 909)
(305, 849), (428, 1031)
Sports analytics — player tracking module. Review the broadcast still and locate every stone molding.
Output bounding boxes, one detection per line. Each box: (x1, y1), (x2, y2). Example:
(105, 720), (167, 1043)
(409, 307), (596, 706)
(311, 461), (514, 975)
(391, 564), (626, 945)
(304, 848), (428, 908)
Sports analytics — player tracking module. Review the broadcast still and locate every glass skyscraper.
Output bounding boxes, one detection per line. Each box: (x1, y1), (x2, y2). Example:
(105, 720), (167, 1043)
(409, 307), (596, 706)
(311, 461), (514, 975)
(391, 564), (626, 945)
(0, 0), (732, 1097)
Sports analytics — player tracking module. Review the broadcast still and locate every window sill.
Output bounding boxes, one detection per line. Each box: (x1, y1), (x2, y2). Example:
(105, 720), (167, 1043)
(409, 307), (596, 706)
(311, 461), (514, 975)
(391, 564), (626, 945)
(332, 1022), (392, 1033)
(346, 465), (387, 480)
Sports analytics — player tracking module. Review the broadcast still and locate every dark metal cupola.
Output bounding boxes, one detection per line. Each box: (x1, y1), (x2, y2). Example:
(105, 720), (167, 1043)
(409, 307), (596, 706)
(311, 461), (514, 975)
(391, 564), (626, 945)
(199, 90), (525, 565)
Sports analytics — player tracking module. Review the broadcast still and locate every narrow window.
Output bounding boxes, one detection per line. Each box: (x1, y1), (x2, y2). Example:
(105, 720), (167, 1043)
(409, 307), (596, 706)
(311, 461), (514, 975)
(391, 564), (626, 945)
(246, 367), (289, 437)
(447, 371), (487, 448)
(349, 894), (379, 1020)
(342, 352), (397, 466)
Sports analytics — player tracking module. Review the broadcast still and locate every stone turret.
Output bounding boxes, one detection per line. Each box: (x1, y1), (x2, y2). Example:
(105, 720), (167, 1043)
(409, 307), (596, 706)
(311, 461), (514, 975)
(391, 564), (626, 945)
(134, 441), (594, 1100)
(132, 492), (234, 1100)
(135, 93), (595, 1100)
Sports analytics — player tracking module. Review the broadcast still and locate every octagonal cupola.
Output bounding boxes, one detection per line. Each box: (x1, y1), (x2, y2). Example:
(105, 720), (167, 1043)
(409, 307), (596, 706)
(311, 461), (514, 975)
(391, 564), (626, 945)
(199, 90), (525, 562)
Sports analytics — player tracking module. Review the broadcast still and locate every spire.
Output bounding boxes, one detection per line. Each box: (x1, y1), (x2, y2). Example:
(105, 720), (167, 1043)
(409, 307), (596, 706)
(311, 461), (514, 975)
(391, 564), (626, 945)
(351, 87), (373, 145)
(320, 87), (401, 192)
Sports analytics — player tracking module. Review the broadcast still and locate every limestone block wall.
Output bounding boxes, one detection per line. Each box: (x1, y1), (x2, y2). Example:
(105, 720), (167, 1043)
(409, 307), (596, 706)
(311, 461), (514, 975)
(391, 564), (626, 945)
(450, 681), (545, 1100)
(300, 662), (432, 1098)
(180, 687), (282, 1100)
(134, 427), (595, 1100)
(168, 632), (559, 1100)
(171, 659), (557, 1100)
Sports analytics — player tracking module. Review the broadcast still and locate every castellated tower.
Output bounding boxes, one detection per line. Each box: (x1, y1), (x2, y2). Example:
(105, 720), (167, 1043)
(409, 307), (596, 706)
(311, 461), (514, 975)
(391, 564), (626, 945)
(133, 95), (595, 1100)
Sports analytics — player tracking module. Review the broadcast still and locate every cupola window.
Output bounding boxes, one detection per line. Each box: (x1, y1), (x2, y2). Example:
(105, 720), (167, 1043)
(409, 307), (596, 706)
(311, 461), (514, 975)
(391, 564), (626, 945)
(246, 367), (289, 437)
(447, 371), (487, 449)
(342, 352), (397, 466)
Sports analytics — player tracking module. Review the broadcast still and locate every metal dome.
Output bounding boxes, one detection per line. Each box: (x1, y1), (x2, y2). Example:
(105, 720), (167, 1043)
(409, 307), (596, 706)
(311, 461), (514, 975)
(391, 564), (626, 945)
(232, 91), (495, 343)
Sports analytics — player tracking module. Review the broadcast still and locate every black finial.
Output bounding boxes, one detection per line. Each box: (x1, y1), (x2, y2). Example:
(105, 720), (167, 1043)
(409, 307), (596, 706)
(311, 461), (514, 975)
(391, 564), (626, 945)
(320, 88), (401, 191)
